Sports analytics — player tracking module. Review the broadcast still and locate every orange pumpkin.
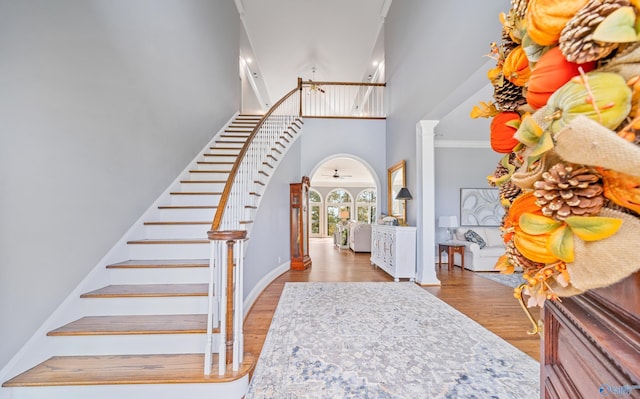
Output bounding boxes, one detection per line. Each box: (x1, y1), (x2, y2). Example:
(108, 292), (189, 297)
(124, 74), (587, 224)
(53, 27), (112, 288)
(503, 46), (530, 87)
(503, 192), (541, 243)
(526, 47), (596, 110)
(525, 0), (590, 46)
(490, 112), (521, 153)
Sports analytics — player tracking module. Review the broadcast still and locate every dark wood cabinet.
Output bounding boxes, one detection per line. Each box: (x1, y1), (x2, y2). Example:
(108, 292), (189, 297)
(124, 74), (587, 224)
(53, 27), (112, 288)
(290, 177), (311, 270)
(541, 271), (640, 399)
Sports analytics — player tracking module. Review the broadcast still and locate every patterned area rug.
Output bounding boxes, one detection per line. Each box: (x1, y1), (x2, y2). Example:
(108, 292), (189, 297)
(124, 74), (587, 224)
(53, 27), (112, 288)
(475, 272), (525, 288)
(246, 282), (539, 398)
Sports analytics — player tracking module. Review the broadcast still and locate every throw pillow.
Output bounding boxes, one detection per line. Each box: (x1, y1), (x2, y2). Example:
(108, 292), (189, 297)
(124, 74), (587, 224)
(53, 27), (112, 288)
(464, 229), (487, 249)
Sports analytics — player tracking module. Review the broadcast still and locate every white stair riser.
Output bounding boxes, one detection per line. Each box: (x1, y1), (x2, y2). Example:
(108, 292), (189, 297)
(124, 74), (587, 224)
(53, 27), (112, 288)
(76, 297), (209, 316)
(201, 155), (237, 163)
(189, 171), (231, 180)
(170, 194), (220, 206)
(128, 243), (210, 259)
(43, 334), (221, 356)
(143, 224), (210, 240)
(108, 267), (209, 284)
(5, 378), (248, 399)
(212, 145), (244, 151)
(179, 182), (226, 192)
(156, 208), (215, 220)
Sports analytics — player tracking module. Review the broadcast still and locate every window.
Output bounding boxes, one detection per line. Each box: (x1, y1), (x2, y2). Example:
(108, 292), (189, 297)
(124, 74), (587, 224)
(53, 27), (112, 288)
(326, 188), (352, 237)
(356, 188), (377, 224)
(309, 189), (322, 237)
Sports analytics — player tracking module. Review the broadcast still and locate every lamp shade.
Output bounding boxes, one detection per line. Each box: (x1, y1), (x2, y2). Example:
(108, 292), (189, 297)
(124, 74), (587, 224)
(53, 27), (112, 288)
(395, 187), (413, 200)
(340, 210), (349, 219)
(438, 215), (459, 228)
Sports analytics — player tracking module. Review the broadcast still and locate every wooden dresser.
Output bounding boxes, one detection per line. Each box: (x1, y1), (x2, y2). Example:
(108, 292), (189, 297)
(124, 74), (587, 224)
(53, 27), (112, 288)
(541, 271), (640, 398)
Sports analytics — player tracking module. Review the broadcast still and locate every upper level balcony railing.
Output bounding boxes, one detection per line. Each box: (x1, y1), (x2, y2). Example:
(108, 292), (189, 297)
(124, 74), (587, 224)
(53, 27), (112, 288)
(298, 78), (386, 119)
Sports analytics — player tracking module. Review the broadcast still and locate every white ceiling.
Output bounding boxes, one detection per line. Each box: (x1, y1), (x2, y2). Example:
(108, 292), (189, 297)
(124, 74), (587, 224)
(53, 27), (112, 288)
(236, 0), (390, 105)
(236, 0), (390, 186)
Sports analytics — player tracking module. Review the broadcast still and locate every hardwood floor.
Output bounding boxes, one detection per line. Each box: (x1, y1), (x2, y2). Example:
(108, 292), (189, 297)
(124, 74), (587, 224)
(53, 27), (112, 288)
(243, 237), (541, 366)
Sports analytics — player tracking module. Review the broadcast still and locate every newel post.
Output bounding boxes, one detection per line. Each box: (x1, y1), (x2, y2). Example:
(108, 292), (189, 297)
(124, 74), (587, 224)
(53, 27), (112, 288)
(297, 77), (303, 117)
(206, 229), (247, 375)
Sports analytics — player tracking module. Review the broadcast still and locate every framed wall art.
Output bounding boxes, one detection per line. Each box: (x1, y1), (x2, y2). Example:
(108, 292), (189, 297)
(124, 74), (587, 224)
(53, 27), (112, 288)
(459, 188), (504, 227)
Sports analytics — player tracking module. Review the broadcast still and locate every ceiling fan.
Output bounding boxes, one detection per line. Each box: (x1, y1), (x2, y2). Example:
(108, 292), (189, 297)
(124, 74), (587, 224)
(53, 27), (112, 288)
(306, 67), (325, 94)
(322, 169), (352, 179)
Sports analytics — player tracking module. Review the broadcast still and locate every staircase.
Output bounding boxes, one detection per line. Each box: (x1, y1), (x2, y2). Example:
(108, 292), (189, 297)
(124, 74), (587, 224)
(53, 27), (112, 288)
(0, 113), (303, 399)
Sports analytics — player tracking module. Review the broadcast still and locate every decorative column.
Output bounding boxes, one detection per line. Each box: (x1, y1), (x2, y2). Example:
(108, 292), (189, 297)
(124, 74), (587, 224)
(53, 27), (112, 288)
(415, 120), (441, 286)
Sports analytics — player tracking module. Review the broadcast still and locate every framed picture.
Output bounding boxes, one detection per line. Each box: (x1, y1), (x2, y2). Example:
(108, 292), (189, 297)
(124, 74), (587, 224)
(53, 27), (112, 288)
(459, 188), (504, 227)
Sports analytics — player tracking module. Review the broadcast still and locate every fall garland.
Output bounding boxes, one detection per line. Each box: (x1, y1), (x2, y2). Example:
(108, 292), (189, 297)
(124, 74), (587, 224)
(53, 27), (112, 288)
(472, 0), (640, 309)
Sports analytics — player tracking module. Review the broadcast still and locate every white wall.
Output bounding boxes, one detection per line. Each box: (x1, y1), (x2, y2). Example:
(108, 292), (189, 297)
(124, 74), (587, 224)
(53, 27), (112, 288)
(384, 0), (509, 225)
(300, 118), (386, 208)
(0, 0), (240, 369)
(243, 139), (302, 295)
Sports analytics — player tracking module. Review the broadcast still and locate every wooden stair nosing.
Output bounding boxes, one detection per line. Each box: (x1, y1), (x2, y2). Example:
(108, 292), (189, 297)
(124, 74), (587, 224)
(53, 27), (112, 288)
(80, 283), (208, 298)
(157, 205), (216, 210)
(204, 153), (239, 157)
(143, 221), (210, 226)
(169, 191), (222, 195)
(180, 180), (226, 184)
(196, 161), (234, 165)
(107, 259), (209, 269)
(190, 169), (231, 173)
(126, 239), (209, 245)
(1, 353), (256, 387)
(47, 314), (220, 336)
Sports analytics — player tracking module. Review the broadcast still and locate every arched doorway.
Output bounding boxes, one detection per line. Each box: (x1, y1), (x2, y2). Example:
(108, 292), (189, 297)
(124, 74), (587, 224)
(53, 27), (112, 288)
(309, 155), (379, 237)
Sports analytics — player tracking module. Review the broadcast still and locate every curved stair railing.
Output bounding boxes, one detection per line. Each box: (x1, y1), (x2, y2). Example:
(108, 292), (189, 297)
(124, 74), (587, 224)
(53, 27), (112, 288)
(204, 78), (386, 375)
(204, 82), (302, 375)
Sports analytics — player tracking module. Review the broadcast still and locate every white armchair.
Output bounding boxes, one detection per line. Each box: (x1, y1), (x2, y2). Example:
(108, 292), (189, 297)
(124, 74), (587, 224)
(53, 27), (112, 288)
(447, 227), (505, 271)
(348, 222), (372, 252)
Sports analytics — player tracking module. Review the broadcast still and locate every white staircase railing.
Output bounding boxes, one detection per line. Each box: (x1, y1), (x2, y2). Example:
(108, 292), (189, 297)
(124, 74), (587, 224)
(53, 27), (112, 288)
(204, 85), (301, 375)
(204, 78), (386, 375)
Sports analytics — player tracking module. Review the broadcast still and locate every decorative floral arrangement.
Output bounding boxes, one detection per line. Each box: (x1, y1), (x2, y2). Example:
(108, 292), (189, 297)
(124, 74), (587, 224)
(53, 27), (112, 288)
(471, 0), (640, 309)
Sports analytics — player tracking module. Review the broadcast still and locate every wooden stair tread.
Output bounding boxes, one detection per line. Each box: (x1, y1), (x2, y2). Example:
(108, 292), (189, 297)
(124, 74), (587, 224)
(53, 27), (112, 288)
(143, 221), (210, 225)
(2, 353), (256, 387)
(169, 192), (222, 195)
(157, 205), (216, 209)
(81, 284), (208, 298)
(126, 239), (209, 244)
(107, 259), (209, 269)
(48, 314), (218, 336)
(180, 180), (226, 184)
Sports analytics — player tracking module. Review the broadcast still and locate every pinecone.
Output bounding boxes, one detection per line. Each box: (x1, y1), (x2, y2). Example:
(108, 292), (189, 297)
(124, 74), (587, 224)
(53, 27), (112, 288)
(493, 77), (527, 112)
(489, 160), (509, 187)
(500, 180), (522, 204)
(533, 163), (605, 220)
(511, 0), (528, 19)
(501, 26), (519, 55)
(559, 0), (630, 64)
(506, 239), (542, 272)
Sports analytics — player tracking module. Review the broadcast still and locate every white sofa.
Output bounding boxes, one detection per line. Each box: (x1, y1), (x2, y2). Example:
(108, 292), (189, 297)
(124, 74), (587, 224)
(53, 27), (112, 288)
(447, 227), (505, 271)
(348, 222), (372, 252)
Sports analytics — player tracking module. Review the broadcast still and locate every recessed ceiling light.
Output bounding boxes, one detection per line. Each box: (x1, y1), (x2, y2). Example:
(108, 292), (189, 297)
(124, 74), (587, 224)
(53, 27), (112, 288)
(372, 61), (379, 66)
(246, 58), (252, 64)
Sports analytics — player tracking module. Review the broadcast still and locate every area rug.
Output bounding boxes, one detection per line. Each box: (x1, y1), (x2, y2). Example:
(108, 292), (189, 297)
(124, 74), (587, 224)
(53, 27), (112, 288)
(475, 272), (525, 288)
(245, 282), (539, 398)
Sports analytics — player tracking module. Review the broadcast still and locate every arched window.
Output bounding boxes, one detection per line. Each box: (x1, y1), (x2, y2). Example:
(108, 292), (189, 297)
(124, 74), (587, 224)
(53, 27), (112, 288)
(309, 189), (322, 237)
(326, 188), (353, 237)
(356, 188), (377, 224)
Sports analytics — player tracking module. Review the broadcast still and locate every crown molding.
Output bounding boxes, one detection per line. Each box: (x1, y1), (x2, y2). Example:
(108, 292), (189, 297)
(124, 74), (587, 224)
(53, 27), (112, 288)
(434, 140), (490, 149)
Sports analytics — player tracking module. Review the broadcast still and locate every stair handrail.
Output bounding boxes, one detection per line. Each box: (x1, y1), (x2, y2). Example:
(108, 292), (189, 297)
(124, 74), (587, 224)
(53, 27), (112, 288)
(209, 81), (302, 232)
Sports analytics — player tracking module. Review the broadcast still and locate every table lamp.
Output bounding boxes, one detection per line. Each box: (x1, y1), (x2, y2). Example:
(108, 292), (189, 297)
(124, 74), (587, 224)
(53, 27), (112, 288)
(438, 216), (459, 241)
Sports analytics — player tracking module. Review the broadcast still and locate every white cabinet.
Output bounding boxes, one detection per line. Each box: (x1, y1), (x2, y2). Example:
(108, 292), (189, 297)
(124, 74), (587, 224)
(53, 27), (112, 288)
(370, 225), (416, 282)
